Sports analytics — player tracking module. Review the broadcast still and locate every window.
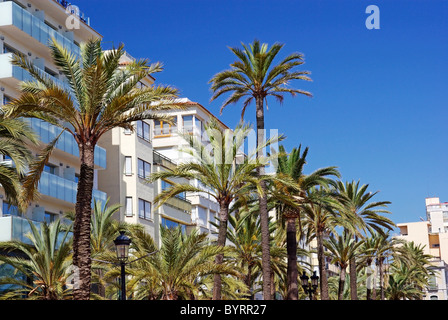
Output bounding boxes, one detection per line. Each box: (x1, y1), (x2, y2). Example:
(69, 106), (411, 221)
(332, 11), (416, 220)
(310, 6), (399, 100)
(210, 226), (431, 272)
(154, 117), (177, 136)
(138, 158), (151, 179)
(3, 43), (22, 56)
(138, 199), (151, 220)
(2, 94), (12, 106)
(44, 211), (56, 223)
(183, 115), (194, 133)
(137, 120), (150, 141)
(44, 164), (56, 175)
(162, 217), (186, 233)
(2, 202), (19, 217)
(125, 197), (133, 217)
(197, 206), (207, 226)
(162, 180), (186, 200)
(124, 156), (132, 176)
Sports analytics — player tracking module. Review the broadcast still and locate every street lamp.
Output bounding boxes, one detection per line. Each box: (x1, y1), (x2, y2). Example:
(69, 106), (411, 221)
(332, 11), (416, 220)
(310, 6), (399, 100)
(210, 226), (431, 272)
(301, 271), (319, 300)
(114, 231), (131, 300)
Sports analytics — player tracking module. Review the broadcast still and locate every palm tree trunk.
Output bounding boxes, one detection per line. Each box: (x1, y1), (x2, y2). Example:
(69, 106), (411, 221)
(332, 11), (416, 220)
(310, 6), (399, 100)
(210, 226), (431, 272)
(212, 203), (229, 300)
(286, 216), (298, 300)
(349, 234), (358, 300)
(316, 229), (329, 300)
(379, 258), (385, 300)
(349, 256), (357, 300)
(338, 268), (346, 300)
(72, 143), (95, 300)
(255, 95), (272, 300)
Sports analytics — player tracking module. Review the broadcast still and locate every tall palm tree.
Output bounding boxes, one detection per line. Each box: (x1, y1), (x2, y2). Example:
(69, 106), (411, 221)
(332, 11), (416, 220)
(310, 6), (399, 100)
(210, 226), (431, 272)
(335, 180), (394, 300)
(274, 144), (340, 300)
(3, 38), (179, 299)
(0, 115), (38, 209)
(0, 220), (72, 300)
(209, 39), (312, 299)
(324, 231), (364, 300)
(148, 121), (287, 300)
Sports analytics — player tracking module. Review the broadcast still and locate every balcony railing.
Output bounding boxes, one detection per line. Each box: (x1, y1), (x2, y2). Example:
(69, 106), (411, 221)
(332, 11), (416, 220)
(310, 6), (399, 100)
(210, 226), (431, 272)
(26, 118), (107, 169)
(0, 1), (81, 57)
(38, 171), (107, 205)
(0, 215), (71, 245)
(153, 150), (177, 170)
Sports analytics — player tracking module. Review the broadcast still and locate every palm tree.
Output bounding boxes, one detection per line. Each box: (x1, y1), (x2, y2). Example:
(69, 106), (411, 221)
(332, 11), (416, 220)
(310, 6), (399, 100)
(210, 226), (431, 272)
(0, 220), (72, 300)
(65, 198), (129, 298)
(301, 187), (345, 300)
(335, 180), (394, 300)
(324, 231), (364, 300)
(127, 226), (240, 300)
(148, 120), (286, 300)
(3, 38), (179, 299)
(274, 144), (340, 300)
(209, 39), (312, 299)
(226, 208), (262, 299)
(0, 115), (38, 209)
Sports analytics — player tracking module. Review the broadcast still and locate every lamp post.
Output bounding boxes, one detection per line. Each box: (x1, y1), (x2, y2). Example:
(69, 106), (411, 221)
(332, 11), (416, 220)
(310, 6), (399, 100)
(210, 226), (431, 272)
(301, 271), (319, 300)
(114, 231), (131, 300)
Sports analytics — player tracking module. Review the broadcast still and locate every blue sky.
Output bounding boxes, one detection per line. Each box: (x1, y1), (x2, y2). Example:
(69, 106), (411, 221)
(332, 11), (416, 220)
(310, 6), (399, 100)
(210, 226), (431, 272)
(74, 0), (447, 228)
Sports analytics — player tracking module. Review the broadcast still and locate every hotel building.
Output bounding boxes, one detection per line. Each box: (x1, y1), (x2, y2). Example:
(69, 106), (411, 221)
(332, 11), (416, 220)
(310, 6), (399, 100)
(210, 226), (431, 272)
(0, 0), (107, 242)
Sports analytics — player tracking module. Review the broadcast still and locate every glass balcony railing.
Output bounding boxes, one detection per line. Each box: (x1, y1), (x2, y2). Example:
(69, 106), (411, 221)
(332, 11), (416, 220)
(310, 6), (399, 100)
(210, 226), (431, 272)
(0, 216), (72, 245)
(26, 118), (107, 169)
(0, 1), (81, 57)
(38, 171), (107, 205)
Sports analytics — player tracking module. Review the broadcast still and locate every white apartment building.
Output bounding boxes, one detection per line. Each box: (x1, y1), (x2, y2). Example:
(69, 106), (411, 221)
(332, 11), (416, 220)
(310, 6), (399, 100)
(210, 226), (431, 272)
(97, 53), (195, 246)
(0, 0), (107, 243)
(396, 197), (448, 300)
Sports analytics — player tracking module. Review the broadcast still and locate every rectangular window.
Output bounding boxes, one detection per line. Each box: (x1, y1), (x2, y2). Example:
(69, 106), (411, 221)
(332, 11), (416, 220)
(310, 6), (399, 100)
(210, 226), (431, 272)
(137, 120), (150, 141)
(2, 202), (19, 217)
(138, 199), (151, 220)
(162, 180), (186, 200)
(125, 197), (133, 217)
(124, 156), (132, 176)
(44, 211), (56, 223)
(197, 206), (207, 226)
(138, 158), (151, 179)
(44, 164), (56, 175)
(3, 43), (22, 56)
(154, 117), (177, 136)
(2, 94), (12, 106)
(183, 115), (194, 133)
(162, 217), (186, 233)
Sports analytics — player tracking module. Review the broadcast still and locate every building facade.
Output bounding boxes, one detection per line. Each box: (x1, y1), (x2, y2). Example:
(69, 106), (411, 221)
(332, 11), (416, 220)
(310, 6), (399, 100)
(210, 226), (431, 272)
(0, 0), (107, 242)
(396, 197), (448, 300)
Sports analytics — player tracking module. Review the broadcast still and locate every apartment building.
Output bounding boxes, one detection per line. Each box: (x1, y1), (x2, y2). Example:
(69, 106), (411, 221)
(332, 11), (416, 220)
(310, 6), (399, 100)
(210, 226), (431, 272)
(396, 197), (448, 300)
(151, 98), (241, 239)
(0, 0), (107, 243)
(97, 53), (195, 246)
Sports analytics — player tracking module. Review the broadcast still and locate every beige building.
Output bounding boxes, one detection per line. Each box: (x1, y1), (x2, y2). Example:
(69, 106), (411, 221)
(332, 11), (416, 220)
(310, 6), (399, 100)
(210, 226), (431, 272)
(0, 0), (107, 242)
(396, 197), (448, 300)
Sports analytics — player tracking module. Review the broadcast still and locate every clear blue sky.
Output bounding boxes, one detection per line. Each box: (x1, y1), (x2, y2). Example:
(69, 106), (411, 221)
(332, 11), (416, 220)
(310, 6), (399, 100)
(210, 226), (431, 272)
(74, 0), (447, 228)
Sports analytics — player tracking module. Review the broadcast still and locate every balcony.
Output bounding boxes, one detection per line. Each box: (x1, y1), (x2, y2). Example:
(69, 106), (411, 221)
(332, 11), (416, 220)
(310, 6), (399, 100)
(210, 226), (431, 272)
(0, 215), (71, 245)
(26, 118), (106, 169)
(38, 171), (107, 205)
(0, 1), (81, 58)
(0, 215), (41, 244)
(0, 52), (70, 91)
(153, 150), (177, 170)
